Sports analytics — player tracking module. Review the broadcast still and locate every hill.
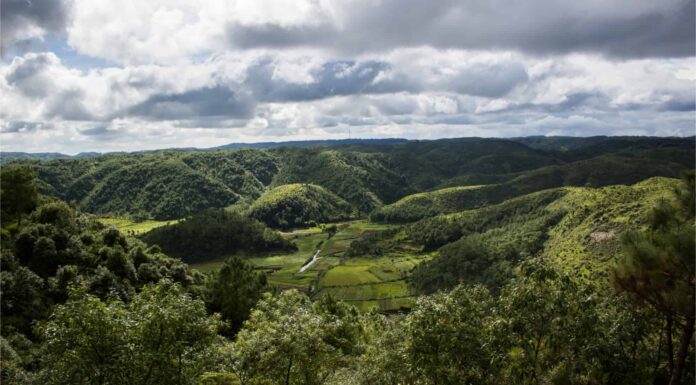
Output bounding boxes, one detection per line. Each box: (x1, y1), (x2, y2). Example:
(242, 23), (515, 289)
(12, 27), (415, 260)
(371, 153), (689, 222)
(7, 136), (693, 220)
(247, 184), (354, 228)
(407, 177), (681, 293)
(140, 209), (295, 263)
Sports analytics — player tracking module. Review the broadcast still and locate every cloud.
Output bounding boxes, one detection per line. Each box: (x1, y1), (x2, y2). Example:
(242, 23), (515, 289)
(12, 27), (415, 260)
(1, 47), (694, 153)
(126, 85), (256, 120)
(226, 0), (695, 59)
(57, 0), (695, 66)
(0, 120), (52, 133)
(1, 0), (72, 55)
(245, 59), (418, 102)
(447, 62), (529, 98)
(4, 51), (57, 97)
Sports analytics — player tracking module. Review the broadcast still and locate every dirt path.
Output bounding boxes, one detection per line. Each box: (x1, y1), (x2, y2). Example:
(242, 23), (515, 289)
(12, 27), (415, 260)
(298, 248), (321, 273)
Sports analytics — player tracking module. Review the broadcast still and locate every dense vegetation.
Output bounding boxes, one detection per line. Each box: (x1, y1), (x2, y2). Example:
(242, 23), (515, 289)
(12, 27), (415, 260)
(247, 183), (354, 228)
(372, 153), (690, 222)
(2, 137), (694, 385)
(0, 168), (205, 378)
(407, 177), (682, 293)
(7, 136), (692, 220)
(141, 209), (295, 263)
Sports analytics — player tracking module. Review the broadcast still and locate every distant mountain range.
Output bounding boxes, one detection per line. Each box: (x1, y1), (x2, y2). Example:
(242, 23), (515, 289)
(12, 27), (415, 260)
(0, 138), (409, 163)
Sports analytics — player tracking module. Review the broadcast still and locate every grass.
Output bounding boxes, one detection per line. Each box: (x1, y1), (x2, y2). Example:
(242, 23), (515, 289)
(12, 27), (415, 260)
(98, 217), (179, 235)
(320, 266), (382, 286)
(188, 219), (428, 312)
(318, 280), (411, 300)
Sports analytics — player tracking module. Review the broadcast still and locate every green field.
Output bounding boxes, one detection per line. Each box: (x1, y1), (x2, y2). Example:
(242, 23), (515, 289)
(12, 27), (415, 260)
(190, 220), (429, 311)
(98, 217), (179, 235)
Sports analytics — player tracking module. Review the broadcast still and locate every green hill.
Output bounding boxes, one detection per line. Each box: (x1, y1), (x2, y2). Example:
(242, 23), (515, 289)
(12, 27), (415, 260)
(140, 209), (295, 263)
(408, 177), (681, 293)
(371, 153), (688, 222)
(247, 184), (354, 228)
(270, 149), (410, 213)
(9, 136), (693, 220)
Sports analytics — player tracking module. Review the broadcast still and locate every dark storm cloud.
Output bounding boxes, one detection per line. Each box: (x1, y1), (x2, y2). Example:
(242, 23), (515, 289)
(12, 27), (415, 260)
(242, 58), (531, 102)
(227, 0), (695, 58)
(126, 85), (256, 120)
(1, 0), (72, 55)
(245, 59), (418, 102)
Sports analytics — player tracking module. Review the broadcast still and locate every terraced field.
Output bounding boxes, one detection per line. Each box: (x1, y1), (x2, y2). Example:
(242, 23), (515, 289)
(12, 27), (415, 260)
(190, 220), (430, 312)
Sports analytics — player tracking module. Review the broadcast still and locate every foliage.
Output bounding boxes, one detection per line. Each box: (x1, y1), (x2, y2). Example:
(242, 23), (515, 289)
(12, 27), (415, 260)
(612, 172), (695, 385)
(230, 290), (360, 385)
(141, 209), (295, 263)
(0, 164), (39, 226)
(409, 177), (683, 294)
(2, 201), (201, 336)
(247, 183), (354, 229)
(204, 257), (267, 336)
(35, 281), (222, 385)
(344, 229), (400, 258)
(14, 136), (691, 220)
(405, 285), (494, 384)
(372, 153), (689, 223)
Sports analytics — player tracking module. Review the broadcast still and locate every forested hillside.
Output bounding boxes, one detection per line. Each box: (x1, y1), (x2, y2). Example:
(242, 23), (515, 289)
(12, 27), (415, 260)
(371, 153), (689, 222)
(9, 136), (693, 220)
(140, 209), (296, 263)
(2, 151), (694, 385)
(246, 183), (354, 228)
(406, 177), (681, 293)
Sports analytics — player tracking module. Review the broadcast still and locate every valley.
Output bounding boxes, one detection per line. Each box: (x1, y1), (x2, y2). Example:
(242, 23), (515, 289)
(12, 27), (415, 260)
(185, 220), (424, 312)
(2, 136), (694, 384)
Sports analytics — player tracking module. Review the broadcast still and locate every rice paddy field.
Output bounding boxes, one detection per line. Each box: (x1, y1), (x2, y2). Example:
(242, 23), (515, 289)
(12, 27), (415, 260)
(190, 220), (432, 312)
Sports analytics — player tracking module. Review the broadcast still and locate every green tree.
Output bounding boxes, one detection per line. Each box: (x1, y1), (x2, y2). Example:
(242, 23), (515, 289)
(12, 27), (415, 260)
(1, 165), (38, 227)
(204, 257), (267, 336)
(37, 280), (222, 385)
(612, 172), (695, 385)
(231, 290), (353, 385)
(405, 285), (494, 385)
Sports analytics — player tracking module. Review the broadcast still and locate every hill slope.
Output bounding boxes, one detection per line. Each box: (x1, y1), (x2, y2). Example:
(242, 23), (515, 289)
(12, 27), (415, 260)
(407, 177), (681, 293)
(247, 184), (354, 228)
(372, 153), (689, 222)
(141, 209), (295, 262)
(9, 136), (693, 220)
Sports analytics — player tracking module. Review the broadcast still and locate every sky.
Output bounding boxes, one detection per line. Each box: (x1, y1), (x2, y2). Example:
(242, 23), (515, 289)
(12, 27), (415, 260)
(1, 0), (695, 154)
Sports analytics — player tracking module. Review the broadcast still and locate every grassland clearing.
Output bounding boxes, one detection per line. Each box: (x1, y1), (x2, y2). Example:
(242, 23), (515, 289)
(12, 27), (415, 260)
(98, 217), (179, 235)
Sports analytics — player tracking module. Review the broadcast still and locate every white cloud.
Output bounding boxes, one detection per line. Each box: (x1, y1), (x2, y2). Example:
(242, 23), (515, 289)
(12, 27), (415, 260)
(1, 49), (694, 152)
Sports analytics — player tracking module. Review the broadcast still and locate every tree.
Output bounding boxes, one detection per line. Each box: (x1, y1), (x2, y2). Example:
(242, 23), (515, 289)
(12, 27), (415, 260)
(204, 257), (267, 336)
(1, 165), (38, 227)
(231, 290), (353, 385)
(612, 172), (695, 385)
(405, 285), (494, 385)
(37, 280), (222, 385)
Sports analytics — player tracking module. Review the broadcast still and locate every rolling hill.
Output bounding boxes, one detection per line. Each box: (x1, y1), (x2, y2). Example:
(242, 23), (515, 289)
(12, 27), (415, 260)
(406, 177), (682, 293)
(371, 152), (690, 222)
(6, 136), (693, 220)
(247, 183), (354, 228)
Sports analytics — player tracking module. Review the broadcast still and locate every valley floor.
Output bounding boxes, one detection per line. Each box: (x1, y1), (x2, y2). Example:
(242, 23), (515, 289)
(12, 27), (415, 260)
(190, 220), (430, 312)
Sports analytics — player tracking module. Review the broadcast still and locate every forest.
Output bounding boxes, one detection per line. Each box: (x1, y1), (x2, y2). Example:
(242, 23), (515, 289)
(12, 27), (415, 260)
(1, 136), (694, 385)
